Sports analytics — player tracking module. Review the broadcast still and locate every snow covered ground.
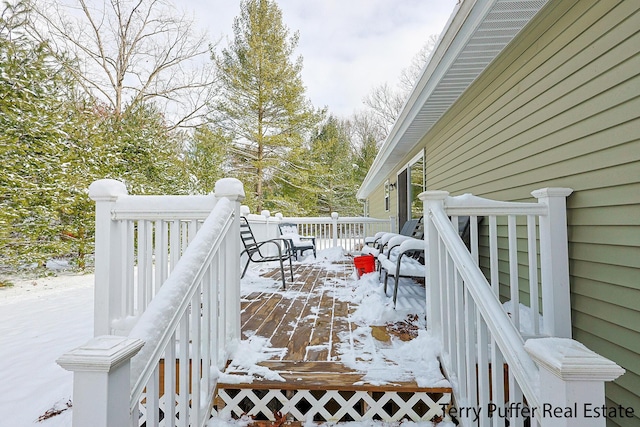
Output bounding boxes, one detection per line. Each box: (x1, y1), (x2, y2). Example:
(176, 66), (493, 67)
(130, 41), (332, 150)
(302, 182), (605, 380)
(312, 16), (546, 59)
(0, 274), (94, 427)
(0, 248), (453, 427)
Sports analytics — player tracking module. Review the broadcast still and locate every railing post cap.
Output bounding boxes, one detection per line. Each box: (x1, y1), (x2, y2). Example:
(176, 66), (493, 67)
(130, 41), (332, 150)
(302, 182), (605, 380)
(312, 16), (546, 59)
(531, 187), (573, 199)
(240, 205), (250, 217)
(419, 190), (450, 201)
(261, 210), (271, 218)
(331, 212), (339, 219)
(214, 178), (246, 201)
(275, 213), (283, 219)
(525, 337), (625, 382)
(57, 335), (144, 373)
(89, 179), (128, 201)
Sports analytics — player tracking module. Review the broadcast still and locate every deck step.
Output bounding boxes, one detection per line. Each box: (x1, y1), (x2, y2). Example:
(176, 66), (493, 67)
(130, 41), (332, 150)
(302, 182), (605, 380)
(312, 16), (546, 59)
(215, 361), (451, 423)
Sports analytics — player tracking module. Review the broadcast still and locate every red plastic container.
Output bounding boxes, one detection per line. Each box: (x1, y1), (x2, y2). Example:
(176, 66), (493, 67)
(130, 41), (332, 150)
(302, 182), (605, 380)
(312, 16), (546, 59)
(353, 254), (376, 278)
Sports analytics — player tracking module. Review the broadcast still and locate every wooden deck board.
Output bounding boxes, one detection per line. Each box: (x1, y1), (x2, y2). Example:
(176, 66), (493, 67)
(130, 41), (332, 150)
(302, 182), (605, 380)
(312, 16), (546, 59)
(216, 261), (452, 423)
(221, 260), (450, 393)
(238, 262), (351, 364)
(222, 361), (451, 393)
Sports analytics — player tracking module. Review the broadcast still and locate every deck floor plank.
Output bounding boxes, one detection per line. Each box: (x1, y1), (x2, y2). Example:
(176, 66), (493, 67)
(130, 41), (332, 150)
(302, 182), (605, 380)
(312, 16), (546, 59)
(223, 259), (449, 394)
(262, 264), (319, 353)
(241, 262), (356, 364)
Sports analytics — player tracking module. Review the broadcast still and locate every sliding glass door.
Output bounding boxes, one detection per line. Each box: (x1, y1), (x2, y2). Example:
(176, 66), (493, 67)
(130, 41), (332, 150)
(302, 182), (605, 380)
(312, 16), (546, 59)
(397, 151), (425, 230)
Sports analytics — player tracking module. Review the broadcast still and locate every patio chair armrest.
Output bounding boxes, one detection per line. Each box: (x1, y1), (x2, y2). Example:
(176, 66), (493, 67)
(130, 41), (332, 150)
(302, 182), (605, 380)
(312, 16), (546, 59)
(365, 231), (387, 246)
(280, 233), (315, 247)
(397, 238), (425, 254)
(394, 250), (426, 276)
(395, 240), (425, 271)
(264, 238), (292, 249)
(387, 235), (413, 249)
(250, 239), (291, 258)
(382, 235), (414, 257)
(378, 232), (399, 246)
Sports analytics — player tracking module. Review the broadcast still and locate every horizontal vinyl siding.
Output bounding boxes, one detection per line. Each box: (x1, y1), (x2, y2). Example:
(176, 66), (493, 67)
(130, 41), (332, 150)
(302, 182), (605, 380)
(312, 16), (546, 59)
(367, 185), (389, 221)
(416, 0), (640, 423)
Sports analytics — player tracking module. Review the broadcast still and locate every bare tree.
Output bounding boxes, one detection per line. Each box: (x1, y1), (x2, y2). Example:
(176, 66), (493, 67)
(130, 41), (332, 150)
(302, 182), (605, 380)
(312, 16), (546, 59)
(29, 0), (216, 129)
(362, 35), (438, 136)
(347, 110), (388, 149)
(398, 34), (438, 94)
(362, 82), (406, 134)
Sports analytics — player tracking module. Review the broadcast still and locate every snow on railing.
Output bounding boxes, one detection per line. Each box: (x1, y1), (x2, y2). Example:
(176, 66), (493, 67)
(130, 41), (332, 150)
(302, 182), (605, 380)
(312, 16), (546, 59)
(242, 209), (394, 254)
(421, 189), (624, 427)
(57, 178), (245, 427)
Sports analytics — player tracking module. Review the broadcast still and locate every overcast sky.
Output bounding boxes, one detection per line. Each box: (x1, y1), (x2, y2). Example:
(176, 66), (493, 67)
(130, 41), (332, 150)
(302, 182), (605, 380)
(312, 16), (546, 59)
(180, 0), (457, 118)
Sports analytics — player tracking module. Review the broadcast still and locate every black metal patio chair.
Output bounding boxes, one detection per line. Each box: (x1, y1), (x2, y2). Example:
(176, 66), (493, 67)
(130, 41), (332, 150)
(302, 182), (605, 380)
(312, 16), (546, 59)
(278, 222), (316, 260)
(240, 217), (294, 288)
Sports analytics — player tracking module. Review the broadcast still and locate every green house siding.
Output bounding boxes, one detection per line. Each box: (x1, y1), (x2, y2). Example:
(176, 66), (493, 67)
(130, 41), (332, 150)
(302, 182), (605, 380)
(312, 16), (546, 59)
(365, 0), (639, 423)
(367, 185), (390, 221)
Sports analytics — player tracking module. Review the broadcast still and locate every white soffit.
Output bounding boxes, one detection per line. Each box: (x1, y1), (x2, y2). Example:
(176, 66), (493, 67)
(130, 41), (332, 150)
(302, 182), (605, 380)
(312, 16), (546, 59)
(357, 0), (548, 200)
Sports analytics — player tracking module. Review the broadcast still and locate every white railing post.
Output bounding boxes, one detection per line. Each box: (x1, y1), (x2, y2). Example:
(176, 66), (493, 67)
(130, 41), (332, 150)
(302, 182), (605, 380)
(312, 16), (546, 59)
(331, 212), (339, 248)
(215, 178), (245, 347)
(526, 338), (625, 427)
(57, 336), (144, 427)
(531, 188), (573, 338)
(420, 190), (450, 337)
(89, 179), (128, 336)
(261, 209), (272, 239)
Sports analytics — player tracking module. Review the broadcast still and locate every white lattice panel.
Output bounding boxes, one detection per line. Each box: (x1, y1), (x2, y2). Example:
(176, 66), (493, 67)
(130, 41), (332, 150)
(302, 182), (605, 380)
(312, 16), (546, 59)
(136, 393), (188, 427)
(215, 388), (450, 422)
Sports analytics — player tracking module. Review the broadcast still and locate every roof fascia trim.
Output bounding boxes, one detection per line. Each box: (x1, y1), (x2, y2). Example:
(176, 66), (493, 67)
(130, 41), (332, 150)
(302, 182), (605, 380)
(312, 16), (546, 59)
(357, 0), (496, 200)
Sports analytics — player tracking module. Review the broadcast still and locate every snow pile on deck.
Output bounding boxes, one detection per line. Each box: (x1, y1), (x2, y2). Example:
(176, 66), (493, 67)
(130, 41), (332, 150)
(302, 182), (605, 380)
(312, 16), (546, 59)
(334, 272), (449, 388)
(217, 334), (287, 383)
(237, 248), (450, 389)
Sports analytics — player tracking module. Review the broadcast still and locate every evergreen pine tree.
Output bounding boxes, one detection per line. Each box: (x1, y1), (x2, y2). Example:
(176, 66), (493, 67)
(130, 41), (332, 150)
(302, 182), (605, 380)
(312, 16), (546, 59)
(309, 116), (362, 215)
(185, 125), (230, 194)
(0, 1), (74, 270)
(211, 0), (319, 212)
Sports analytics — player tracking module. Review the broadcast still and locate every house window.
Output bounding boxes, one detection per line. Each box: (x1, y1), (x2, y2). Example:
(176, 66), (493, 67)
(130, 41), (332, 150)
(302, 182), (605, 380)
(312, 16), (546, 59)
(384, 180), (390, 212)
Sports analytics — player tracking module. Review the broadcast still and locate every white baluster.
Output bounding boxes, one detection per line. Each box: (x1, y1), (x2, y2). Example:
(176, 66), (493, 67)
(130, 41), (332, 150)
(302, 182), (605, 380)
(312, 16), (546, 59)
(508, 215), (520, 331)
(331, 212), (339, 248)
(527, 215), (540, 336)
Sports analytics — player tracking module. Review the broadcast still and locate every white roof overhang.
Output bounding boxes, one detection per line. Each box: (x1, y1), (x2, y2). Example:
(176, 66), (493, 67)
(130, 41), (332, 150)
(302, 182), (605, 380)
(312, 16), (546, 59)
(356, 0), (548, 200)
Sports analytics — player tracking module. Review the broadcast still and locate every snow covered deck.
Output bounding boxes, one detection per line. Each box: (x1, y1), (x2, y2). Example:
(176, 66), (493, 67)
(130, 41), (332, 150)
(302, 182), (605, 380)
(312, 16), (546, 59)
(214, 249), (452, 423)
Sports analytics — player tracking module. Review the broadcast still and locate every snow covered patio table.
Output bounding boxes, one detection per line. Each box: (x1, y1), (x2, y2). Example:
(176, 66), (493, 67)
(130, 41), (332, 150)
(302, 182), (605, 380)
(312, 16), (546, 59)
(213, 248), (452, 424)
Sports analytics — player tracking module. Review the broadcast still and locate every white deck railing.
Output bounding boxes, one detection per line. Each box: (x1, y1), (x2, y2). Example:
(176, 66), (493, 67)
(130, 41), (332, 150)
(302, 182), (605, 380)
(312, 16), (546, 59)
(57, 178), (245, 427)
(56, 178), (397, 427)
(244, 210), (394, 253)
(421, 189), (624, 427)
(283, 213), (393, 251)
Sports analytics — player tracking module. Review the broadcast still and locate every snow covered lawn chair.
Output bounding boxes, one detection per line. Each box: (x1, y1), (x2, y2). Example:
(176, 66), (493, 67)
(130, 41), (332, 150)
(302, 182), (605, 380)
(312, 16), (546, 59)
(380, 238), (426, 307)
(278, 222), (316, 260)
(361, 218), (421, 258)
(380, 216), (476, 307)
(240, 217), (294, 288)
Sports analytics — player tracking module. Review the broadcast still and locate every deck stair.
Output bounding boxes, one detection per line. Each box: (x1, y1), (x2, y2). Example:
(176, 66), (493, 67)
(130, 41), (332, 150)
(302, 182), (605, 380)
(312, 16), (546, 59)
(146, 358), (452, 424)
(216, 360), (451, 423)
(214, 262), (452, 424)
(62, 181), (624, 427)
